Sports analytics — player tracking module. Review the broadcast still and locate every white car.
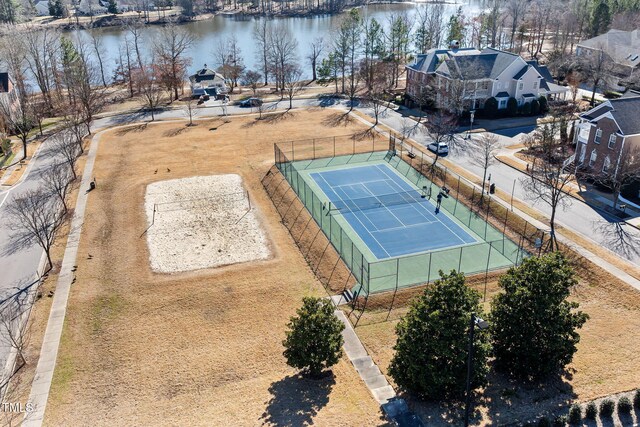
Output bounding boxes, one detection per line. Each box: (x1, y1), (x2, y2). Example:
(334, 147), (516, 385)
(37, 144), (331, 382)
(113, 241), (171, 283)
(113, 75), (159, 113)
(428, 142), (449, 155)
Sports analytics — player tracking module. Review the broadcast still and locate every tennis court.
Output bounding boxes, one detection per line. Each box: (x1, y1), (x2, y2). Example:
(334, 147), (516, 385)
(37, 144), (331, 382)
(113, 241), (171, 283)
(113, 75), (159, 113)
(311, 163), (477, 259)
(274, 140), (526, 295)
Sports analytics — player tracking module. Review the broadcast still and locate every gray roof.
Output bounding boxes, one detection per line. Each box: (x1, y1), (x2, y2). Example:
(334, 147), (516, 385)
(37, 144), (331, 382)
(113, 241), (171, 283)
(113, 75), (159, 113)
(577, 29), (640, 68)
(608, 96), (640, 134)
(495, 92), (510, 98)
(527, 61), (554, 83)
(581, 96), (640, 135)
(407, 48), (477, 74)
(190, 65), (225, 84)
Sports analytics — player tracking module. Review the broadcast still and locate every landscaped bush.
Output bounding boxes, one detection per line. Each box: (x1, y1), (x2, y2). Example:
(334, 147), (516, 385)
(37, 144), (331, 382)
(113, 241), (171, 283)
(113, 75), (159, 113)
(553, 414), (567, 426)
(538, 416), (551, 427)
(484, 97), (498, 119)
(507, 97), (518, 116)
(585, 402), (598, 420)
(634, 389), (640, 408)
(522, 102), (532, 115)
(538, 96), (548, 113)
(618, 396), (632, 415)
(531, 99), (540, 115)
(600, 399), (615, 417)
(568, 404), (582, 425)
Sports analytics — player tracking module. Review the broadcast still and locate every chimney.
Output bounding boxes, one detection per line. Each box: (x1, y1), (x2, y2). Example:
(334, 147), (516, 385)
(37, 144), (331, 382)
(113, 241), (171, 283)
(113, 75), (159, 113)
(450, 40), (460, 50)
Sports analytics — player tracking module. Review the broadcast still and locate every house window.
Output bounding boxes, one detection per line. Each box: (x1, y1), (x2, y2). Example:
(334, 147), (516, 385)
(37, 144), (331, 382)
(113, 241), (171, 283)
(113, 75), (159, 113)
(518, 81), (523, 90)
(498, 99), (507, 109)
(608, 134), (616, 148)
(602, 156), (611, 173)
(533, 81), (538, 89)
(595, 129), (602, 144)
(589, 149), (597, 167)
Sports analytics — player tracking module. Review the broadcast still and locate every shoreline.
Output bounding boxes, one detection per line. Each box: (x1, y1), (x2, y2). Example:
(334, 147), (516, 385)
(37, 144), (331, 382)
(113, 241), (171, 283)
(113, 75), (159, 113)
(0, 0), (461, 33)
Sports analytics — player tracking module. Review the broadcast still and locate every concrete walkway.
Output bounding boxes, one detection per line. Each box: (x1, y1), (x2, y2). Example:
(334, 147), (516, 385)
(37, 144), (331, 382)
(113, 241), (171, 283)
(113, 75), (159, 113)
(22, 131), (102, 427)
(334, 310), (423, 425)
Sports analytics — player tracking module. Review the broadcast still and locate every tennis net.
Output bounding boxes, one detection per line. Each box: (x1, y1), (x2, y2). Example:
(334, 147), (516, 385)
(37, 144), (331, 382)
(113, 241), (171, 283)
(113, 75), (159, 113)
(329, 188), (432, 214)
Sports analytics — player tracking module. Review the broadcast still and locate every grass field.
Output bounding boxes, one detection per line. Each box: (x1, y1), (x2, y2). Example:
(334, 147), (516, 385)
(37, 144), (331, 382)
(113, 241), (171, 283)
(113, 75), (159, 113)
(41, 110), (386, 425)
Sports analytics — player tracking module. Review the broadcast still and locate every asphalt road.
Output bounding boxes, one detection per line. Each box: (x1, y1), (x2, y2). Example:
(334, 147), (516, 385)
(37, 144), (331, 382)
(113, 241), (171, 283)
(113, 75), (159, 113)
(1, 95), (639, 372)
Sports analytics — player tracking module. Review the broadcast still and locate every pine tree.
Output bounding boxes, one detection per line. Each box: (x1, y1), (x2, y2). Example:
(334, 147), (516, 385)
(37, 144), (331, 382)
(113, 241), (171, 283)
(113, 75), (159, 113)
(589, 0), (611, 37)
(107, 0), (118, 14)
(447, 7), (465, 45)
(0, 0), (18, 24)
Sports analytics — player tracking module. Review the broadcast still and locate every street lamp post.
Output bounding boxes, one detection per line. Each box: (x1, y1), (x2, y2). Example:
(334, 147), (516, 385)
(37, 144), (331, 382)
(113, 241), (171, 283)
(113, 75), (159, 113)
(464, 313), (489, 427)
(467, 110), (476, 140)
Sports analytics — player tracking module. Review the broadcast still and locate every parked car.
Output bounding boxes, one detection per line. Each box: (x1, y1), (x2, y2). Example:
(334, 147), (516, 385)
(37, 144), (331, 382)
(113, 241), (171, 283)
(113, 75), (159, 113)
(427, 142), (449, 155)
(239, 98), (263, 107)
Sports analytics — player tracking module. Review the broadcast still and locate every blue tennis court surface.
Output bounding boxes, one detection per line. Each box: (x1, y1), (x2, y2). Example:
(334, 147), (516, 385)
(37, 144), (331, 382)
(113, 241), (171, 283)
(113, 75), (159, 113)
(310, 163), (477, 259)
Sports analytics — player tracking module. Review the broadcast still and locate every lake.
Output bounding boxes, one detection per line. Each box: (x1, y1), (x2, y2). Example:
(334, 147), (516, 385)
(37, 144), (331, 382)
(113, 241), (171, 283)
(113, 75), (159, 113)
(75, 1), (485, 82)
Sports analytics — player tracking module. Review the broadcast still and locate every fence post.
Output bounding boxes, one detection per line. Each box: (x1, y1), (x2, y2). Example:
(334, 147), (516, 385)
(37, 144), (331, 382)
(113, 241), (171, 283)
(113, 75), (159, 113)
(427, 253), (432, 283)
(313, 139), (316, 159)
(353, 137), (355, 155)
(291, 140), (294, 162)
(458, 246), (464, 272)
(484, 198), (490, 239)
(484, 242), (493, 302)
(333, 136), (336, 157)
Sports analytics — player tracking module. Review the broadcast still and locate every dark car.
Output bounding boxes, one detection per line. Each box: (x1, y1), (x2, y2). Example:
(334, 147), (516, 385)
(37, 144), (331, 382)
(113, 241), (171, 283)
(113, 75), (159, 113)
(239, 98), (263, 107)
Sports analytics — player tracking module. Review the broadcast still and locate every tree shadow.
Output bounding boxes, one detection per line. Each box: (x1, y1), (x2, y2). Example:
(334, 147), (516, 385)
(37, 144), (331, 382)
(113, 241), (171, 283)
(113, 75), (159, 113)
(406, 369), (576, 426)
(260, 372), (335, 426)
(115, 123), (148, 136)
(163, 126), (189, 137)
(592, 219), (640, 259)
(321, 111), (353, 128)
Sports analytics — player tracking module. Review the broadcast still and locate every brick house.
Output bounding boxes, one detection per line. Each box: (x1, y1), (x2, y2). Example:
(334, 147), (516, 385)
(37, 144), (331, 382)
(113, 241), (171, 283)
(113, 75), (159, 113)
(405, 46), (568, 112)
(0, 71), (20, 115)
(573, 95), (640, 186)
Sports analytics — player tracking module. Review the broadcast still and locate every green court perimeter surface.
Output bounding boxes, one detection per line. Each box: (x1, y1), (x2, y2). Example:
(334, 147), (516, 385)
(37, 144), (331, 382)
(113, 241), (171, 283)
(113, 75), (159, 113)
(278, 152), (526, 294)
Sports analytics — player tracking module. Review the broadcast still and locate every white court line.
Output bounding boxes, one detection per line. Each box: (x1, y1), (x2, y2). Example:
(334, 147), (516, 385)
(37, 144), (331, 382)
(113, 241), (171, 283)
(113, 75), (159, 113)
(333, 178), (390, 189)
(333, 184), (380, 232)
(374, 164), (470, 245)
(316, 173), (391, 259)
(360, 179), (409, 229)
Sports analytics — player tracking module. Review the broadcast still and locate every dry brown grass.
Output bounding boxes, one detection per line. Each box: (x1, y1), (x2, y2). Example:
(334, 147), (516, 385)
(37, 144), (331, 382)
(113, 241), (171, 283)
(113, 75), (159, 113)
(0, 141), (42, 185)
(355, 250), (640, 425)
(43, 110), (386, 426)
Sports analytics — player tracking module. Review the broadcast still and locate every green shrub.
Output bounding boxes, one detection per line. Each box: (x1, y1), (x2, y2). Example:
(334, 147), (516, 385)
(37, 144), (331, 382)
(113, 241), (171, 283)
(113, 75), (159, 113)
(522, 102), (532, 115)
(484, 97), (499, 119)
(618, 396), (632, 415)
(585, 402), (598, 420)
(538, 96), (548, 113)
(568, 404), (582, 425)
(634, 389), (640, 409)
(507, 97), (518, 116)
(538, 416), (551, 427)
(600, 399), (615, 417)
(553, 414), (567, 426)
(531, 99), (540, 115)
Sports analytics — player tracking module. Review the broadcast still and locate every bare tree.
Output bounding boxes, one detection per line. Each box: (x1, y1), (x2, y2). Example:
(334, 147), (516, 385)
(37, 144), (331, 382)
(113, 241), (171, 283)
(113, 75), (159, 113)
(576, 46), (615, 106)
(593, 144), (640, 209)
(0, 96), (35, 161)
(41, 162), (73, 214)
(306, 37), (324, 82)
(424, 111), (459, 169)
(253, 20), (270, 86)
(126, 22), (145, 72)
(0, 298), (31, 373)
(137, 65), (164, 121)
(50, 131), (81, 179)
(242, 70), (262, 95)
(22, 27), (59, 111)
(521, 117), (573, 250)
(183, 98), (199, 126)
(153, 23), (195, 101)
(268, 26), (299, 92)
(89, 32), (108, 87)
(283, 63), (304, 110)
(5, 188), (66, 271)
(213, 34), (245, 92)
(469, 133), (500, 198)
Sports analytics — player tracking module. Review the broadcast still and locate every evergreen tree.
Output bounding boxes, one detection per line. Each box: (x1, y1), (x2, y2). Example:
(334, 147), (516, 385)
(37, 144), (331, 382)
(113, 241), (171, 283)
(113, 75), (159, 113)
(589, 0), (611, 37)
(0, 0), (18, 24)
(282, 297), (344, 378)
(490, 252), (588, 380)
(107, 0), (118, 14)
(447, 7), (465, 45)
(389, 271), (490, 399)
(48, 0), (67, 17)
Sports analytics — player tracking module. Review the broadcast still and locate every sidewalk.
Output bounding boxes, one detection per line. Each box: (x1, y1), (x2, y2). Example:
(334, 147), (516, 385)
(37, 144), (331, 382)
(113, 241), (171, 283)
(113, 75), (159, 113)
(494, 144), (640, 230)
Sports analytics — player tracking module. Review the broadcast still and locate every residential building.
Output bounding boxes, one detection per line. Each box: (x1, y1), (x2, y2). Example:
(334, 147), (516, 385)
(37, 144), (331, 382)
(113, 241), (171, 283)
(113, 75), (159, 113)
(573, 95), (640, 185)
(189, 65), (228, 98)
(405, 47), (568, 111)
(0, 71), (20, 113)
(576, 29), (640, 78)
(34, 0), (50, 16)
